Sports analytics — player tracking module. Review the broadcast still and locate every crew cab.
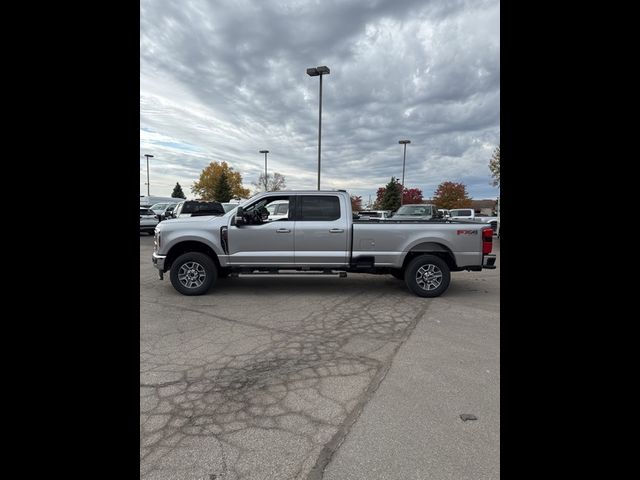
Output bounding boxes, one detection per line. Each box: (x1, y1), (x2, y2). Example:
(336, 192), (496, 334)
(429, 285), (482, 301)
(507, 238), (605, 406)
(152, 191), (496, 298)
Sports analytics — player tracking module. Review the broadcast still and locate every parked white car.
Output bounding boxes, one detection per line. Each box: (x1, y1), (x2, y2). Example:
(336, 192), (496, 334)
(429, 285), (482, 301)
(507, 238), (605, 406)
(140, 207), (159, 235)
(357, 210), (393, 220)
(265, 199), (289, 221)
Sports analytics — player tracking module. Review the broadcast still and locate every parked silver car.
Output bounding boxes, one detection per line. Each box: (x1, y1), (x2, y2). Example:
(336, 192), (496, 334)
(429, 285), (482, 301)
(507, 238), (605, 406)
(140, 207), (159, 235)
(149, 202), (179, 217)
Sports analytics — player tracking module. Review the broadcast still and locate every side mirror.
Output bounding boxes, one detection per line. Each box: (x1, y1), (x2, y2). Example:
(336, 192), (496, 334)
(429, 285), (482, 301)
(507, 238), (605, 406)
(234, 207), (245, 225)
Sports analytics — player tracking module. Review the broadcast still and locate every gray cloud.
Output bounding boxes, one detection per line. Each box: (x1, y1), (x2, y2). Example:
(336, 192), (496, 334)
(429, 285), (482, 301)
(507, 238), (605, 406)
(140, 0), (500, 201)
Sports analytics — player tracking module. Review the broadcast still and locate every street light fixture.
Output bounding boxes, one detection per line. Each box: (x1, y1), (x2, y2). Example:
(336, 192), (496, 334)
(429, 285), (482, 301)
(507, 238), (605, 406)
(398, 140), (411, 205)
(259, 150), (269, 191)
(306, 65), (330, 190)
(144, 154), (154, 196)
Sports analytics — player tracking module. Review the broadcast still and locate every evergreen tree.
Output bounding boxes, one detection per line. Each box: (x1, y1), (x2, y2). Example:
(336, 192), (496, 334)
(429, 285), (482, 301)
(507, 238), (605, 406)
(213, 171), (233, 202)
(379, 177), (402, 211)
(171, 182), (186, 199)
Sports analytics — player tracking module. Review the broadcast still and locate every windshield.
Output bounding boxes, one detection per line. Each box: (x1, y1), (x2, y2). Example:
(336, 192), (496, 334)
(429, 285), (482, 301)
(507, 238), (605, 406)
(395, 205), (432, 216)
(150, 203), (166, 210)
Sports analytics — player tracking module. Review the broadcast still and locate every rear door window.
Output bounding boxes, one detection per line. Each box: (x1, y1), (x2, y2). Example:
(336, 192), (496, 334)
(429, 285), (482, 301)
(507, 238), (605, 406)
(298, 196), (340, 221)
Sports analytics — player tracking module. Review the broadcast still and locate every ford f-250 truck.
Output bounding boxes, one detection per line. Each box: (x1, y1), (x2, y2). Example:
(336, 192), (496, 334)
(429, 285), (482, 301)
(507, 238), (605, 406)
(152, 191), (496, 297)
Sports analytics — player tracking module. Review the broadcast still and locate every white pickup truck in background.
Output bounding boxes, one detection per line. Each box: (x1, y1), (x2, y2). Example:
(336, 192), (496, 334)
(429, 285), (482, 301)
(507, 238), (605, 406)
(449, 208), (498, 234)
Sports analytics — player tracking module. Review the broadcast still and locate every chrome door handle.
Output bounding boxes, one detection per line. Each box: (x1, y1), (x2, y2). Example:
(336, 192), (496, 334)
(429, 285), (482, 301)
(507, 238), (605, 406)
(276, 228), (291, 233)
(329, 228), (344, 233)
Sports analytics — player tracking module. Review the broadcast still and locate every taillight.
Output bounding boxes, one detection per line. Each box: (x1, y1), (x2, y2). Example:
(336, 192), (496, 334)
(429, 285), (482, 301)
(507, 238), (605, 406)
(482, 227), (493, 254)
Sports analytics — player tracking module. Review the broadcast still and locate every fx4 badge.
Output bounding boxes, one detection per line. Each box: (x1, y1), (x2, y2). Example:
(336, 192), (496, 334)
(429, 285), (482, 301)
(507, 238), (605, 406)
(457, 229), (478, 235)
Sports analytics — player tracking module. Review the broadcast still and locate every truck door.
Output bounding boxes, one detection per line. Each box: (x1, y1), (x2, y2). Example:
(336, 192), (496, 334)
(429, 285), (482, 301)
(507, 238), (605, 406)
(294, 194), (348, 266)
(227, 195), (295, 266)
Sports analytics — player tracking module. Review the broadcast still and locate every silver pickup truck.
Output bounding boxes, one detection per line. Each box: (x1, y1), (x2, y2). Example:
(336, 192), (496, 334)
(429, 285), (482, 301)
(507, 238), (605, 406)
(152, 190), (496, 297)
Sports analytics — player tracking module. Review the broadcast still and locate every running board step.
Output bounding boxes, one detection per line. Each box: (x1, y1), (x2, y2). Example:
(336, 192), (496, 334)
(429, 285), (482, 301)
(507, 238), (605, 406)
(235, 270), (347, 277)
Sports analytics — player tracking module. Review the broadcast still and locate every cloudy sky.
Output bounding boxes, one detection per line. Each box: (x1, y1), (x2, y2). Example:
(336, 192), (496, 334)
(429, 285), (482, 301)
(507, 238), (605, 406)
(140, 0), (499, 204)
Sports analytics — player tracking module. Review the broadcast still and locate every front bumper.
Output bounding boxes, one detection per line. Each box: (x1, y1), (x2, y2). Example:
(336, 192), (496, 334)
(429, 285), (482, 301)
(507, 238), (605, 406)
(152, 252), (166, 271)
(483, 254), (496, 269)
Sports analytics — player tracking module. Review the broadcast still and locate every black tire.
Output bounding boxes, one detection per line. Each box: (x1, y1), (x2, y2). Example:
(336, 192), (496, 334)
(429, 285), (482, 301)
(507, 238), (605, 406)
(170, 252), (217, 295)
(390, 269), (404, 280)
(404, 254), (451, 298)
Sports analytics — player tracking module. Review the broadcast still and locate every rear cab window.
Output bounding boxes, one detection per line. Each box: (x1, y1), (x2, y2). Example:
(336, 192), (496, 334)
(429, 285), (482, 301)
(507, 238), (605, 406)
(297, 195), (341, 221)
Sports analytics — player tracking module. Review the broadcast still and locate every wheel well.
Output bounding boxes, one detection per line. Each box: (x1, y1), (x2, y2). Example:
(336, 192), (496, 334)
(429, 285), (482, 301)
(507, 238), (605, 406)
(164, 241), (220, 272)
(402, 243), (458, 271)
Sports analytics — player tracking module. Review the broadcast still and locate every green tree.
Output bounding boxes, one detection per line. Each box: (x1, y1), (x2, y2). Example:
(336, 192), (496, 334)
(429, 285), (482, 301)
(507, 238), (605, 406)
(379, 177), (402, 211)
(171, 182), (186, 199)
(432, 181), (472, 209)
(213, 171), (233, 202)
(489, 145), (500, 187)
(192, 161), (251, 200)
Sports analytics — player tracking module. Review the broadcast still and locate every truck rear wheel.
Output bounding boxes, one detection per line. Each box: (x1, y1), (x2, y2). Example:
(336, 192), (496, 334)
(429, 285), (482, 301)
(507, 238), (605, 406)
(170, 252), (217, 295)
(404, 254), (451, 297)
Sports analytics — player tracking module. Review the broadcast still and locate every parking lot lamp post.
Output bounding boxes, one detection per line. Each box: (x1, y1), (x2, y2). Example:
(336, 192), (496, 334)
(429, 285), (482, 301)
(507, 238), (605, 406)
(259, 150), (269, 191)
(306, 65), (330, 190)
(398, 140), (410, 205)
(144, 154), (154, 196)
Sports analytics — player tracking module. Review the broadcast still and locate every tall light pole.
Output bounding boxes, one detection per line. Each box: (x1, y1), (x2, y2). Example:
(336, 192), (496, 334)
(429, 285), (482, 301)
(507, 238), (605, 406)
(306, 65), (330, 190)
(259, 150), (269, 191)
(144, 154), (154, 196)
(398, 140), (410, 205)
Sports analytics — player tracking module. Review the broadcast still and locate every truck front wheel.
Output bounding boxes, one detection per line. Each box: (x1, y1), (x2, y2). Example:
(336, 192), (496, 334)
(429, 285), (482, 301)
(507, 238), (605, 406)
(404, 254), (451, 298)
(170, 252), (217, 295)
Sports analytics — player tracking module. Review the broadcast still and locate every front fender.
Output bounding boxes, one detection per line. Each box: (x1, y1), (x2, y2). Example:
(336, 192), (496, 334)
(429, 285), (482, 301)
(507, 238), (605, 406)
(162, 230), (224, 257)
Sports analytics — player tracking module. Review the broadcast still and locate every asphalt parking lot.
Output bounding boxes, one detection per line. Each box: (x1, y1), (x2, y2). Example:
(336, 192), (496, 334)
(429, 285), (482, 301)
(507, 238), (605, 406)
(140, 233), (500, 480)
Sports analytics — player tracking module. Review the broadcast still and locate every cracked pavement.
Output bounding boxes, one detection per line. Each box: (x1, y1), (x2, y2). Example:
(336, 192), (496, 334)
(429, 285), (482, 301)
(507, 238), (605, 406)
(140, 234), (499, 479)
